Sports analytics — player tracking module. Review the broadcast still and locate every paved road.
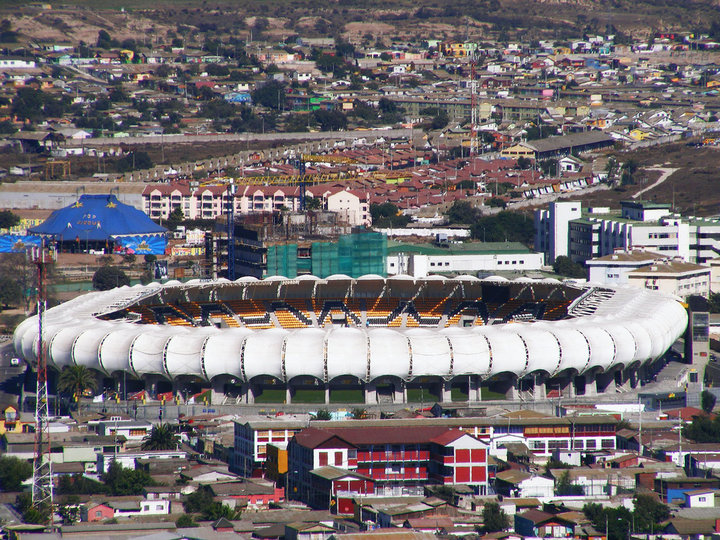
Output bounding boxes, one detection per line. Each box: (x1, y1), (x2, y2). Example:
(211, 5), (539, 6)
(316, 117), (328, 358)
(632, 167), (679, 200)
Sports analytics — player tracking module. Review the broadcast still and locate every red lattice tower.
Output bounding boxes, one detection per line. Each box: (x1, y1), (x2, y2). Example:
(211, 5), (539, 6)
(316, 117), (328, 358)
(29, 243), (55, 525)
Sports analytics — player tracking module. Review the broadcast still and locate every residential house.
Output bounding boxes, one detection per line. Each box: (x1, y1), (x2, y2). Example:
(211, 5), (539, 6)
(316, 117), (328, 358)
(494, 471), (555, 498)
(514, 509), (576, 538)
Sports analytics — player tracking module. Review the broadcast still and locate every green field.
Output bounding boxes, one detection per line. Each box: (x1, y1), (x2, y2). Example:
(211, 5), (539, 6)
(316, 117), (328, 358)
(253, 388), (286, 404)
(329, 388), (364, 404)
(406, 387), (440, 403)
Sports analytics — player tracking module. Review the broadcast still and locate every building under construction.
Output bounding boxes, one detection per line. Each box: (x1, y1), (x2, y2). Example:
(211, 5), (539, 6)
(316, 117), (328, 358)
(205, 212), (387, 279)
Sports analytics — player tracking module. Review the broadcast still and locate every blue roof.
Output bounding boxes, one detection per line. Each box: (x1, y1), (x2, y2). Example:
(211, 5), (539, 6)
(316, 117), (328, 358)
(29, 194), (167, 241)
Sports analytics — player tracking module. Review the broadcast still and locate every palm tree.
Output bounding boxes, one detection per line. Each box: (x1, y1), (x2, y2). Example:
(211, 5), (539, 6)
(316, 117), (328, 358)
(141, 423), (178, 451)
(57, 365), (98, 401)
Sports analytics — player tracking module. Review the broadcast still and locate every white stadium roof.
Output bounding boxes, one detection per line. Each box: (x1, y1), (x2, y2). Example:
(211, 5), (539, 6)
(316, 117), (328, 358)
(12, 276), (688, 383)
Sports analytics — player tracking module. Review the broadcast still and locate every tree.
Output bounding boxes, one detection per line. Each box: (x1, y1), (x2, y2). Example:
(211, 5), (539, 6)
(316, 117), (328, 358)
(0, 210), (20, 229)
(58, 365), (98, 400)
(313, 409), (332, 420)
(482, 502), (509, 532)
(93, 266), (130, 290)
(471, 211), (535, 244)
(684, 413), (720, 442)
(312, 109), (347, 131)
(0, 456), (32, 491)
(11, 87), (45, 123)
(446, 200), (480, 224)
(103, 461), (154, 495)
(141, 423), (179, 451)
(166, 207), (185, 231)
(552, 256), (586, 279)
(555, 470), (584, 496)
(351, 408), (366, 419)
(176, 514), (199, 527)
(702, 390), (717, 413)
(304, 196), (323, 211)
(0, 276), (22, 309)
(370, 202), (411, 228)
(516, 157), (533, 170)
(708, 292), (720, 314)
(0, 120), (17, 134)
(632, 494), (669, 533)
(251, 80), (286, 110)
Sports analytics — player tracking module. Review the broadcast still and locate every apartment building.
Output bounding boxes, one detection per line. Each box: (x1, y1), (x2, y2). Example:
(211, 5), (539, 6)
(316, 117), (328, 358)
(231, 414), (618, 479)
(232, 416), (310, 477)
(288, 425), (489, 506)
(536, 200), (720, 264)
(142, 181), (370, 226)
(626, 259), (711, 299)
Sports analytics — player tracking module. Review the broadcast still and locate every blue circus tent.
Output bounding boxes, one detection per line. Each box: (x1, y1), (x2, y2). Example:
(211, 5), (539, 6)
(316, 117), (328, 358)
(29, 194), (167, 253)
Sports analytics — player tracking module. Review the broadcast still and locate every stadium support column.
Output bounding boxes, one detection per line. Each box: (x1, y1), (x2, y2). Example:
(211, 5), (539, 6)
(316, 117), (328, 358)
(286, 385), (292, 405)
(365, 381), (376, 404)
(324, 384), (330, 404)
(243, 382), (254, 404)
(211, 379), (224, 405)
(442, 380), (452, 403)
(533, 374), (546, 401)
(584, 373), (598, 397)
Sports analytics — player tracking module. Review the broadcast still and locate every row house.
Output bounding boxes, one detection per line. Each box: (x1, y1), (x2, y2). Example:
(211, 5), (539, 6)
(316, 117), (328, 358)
(143, 182), (371, 226)
(288, 425), (489, 510)
(142, 183), (303, 220)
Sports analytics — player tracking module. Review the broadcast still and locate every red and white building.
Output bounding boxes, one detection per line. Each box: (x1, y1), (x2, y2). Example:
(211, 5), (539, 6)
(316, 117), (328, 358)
(288, 425), (489, 509)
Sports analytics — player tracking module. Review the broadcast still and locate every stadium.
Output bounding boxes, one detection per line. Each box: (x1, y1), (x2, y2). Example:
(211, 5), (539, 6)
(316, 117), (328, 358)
(12, 275), (688, 404)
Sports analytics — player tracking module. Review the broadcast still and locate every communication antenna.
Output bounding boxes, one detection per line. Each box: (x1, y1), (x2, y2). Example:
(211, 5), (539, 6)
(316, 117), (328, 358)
(28, 242), (56, 527)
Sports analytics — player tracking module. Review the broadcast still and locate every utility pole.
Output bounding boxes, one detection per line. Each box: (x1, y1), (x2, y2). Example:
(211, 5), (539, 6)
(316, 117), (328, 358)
(470, 48), (480, 157)
(29, 243), (56, 528)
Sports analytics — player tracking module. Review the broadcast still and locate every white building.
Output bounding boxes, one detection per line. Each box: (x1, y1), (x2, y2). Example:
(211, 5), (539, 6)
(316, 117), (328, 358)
(587, 250), (665, 285)
(683, 489), (716, 508)
(387, 241), (544, 277)
(535, 201), (582, 264)
(537, 200), (720, 265)
(96, 420), (153, 441)
(325, 190), (371, 227)
(627, 260), (710, 299)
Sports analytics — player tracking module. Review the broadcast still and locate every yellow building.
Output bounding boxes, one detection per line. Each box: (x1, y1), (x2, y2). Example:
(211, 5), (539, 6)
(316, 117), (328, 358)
(0, 406), (33, 436)
(265, 442), (288, 484)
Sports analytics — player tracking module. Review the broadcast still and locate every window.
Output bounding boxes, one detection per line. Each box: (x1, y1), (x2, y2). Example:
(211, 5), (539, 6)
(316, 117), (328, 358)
(319, 452), (328, 466)
(601, 439), (615, 449)
(586, 439), (597, 450)
(335, 452), (343, 466)
(156, 504), (164, 510)
(95, 511), (102, 518)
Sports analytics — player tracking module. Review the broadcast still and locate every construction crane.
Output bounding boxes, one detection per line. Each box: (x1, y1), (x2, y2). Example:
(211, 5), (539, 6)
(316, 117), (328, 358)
(300, 153), (358, 164)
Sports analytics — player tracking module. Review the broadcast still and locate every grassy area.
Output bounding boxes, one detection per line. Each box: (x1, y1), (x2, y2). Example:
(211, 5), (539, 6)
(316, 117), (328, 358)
(481, 387), (508, 400)
(406, 386), (440, 403)
(253, 388), (286, 403)
(450, 385), (469, 402)
(329, 388), (364, 403)
(291, 388), (326, 404)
